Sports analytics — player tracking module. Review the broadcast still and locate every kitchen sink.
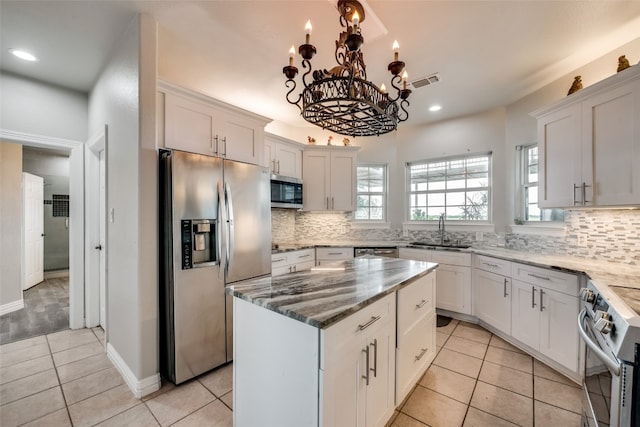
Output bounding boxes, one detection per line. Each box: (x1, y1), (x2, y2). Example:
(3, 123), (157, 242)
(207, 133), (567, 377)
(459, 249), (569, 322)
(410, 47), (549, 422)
(409, 241), (471, 250)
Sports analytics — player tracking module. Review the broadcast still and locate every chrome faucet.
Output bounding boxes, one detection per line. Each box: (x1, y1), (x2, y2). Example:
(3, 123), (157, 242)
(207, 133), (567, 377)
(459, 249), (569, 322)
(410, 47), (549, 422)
(438, 213), (446, 245)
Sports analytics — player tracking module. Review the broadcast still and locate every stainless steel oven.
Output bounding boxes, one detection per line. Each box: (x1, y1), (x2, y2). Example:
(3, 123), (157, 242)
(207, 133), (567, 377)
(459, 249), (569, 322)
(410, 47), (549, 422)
(578, 281), (640, 427)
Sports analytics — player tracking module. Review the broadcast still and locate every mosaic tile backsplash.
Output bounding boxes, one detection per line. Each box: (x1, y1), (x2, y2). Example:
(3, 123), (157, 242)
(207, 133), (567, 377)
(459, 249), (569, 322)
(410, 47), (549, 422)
(271, 208), (640, 265)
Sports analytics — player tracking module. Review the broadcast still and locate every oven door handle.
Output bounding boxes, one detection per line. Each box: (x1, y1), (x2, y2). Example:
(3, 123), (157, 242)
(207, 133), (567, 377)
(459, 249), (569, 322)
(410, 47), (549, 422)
(577, 309), (620, 376)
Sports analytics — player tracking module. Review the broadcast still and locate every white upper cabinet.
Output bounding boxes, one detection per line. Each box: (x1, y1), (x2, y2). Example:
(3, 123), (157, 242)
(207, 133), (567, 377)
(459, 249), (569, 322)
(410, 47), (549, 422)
(264, 133), (303, 179)
(158, 81), (271, 165)
(303, 146), (358, 211)
(533, 66), (640, 208)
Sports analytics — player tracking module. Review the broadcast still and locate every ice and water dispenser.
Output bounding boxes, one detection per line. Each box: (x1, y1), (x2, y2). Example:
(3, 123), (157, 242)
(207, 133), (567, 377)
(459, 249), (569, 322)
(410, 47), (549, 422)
(181, 219), (217, 269)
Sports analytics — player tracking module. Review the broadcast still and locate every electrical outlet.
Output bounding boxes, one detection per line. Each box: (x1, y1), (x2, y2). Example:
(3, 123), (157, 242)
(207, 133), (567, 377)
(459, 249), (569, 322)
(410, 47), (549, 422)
(476, 231), (483, 241)
(403, 228), (409, 237)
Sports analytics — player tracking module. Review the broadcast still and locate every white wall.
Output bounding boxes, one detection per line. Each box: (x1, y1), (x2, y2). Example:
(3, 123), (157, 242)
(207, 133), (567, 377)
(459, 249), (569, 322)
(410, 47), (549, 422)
(0, 142), (23, 307)
(88, 14), (159, 386)
(0, 71), (88, 141)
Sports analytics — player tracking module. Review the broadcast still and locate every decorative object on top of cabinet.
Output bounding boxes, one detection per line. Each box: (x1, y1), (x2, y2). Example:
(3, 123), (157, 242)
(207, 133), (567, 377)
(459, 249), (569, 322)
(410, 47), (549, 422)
(264, 133), (303, 179)
(617, 55), (630, 73)
(327, 135), (333, 145)
(303, 145), (359, 211)
(342, 137), (350, 146)
(567, 75), (583, 95)
(157, 81), (271, 165)
(532, 65), (640, 208)
(307, 136), (316, 145)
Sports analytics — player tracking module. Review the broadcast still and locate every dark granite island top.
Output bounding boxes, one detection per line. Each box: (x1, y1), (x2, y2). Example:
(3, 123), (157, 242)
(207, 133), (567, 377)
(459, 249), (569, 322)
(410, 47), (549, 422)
(226, 256), (438, 329)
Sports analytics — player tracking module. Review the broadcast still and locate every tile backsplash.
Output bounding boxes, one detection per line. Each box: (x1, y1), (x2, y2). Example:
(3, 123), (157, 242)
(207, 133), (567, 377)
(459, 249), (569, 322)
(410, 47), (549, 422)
(271, 208), (640, 264)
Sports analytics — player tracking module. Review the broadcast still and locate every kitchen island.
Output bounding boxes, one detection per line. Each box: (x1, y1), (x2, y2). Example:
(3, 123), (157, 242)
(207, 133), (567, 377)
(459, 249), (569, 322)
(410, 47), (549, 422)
(227, 256), (438, 427)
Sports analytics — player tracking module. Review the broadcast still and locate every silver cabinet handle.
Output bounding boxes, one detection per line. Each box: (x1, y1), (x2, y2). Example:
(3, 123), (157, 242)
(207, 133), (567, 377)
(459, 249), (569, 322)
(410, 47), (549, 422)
(326, 197), (329, 210)
(573, 183), (580, 205)
(503, 278), (508, 298)
(273, 257), (286, 263)
(582, 182), (591, 205)
(370, 339), (378, 378)
(298, 254), (311, 258)
(539, 289), (545, 312)
(213, 135), (219, 154)
(416, 300), (427, 309)
(362, 346), (370, 385)
(531, 286), (537, 308)
(358, 316), (381, 331)
(222, 137), (227, 156)
(292, 265), (297, 272)
(485, 262), (499, 268)
(276, 160), (280, 174)
(331, 197), (334, 210)
(415, 348), (428, 362)
(328, 252), (344, 255)
(527, 273), (550, 281)
(271, 159), (276, 171)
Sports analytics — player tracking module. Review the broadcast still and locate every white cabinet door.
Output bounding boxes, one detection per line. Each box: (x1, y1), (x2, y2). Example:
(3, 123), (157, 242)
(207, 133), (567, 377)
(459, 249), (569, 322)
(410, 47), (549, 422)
(330, 150), (357, 211)
(510, 279), (540, 350)
(303, 150), (331, 211)
(537, 103), (582, 208)
(435, 264), (471, 314)
(583, 80), (640, 206)
(263, 138), (274, 170)
(220, 113), (262, 165)
(474, 270), (511, 335)
(539, 288), (580, 372)
(365, 319), (395, 427)
(164, 93), (216, 156)
(276, 143), (303, 179)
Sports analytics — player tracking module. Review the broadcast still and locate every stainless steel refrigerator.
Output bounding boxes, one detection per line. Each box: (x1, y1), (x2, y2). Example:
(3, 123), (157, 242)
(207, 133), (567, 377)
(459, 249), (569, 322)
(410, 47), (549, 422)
(159, 149), (271, 384)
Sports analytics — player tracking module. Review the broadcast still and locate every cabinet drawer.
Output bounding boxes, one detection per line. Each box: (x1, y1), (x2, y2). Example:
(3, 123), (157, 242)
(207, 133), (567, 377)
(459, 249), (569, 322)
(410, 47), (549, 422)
(293, 260), (315, 272)
(399, 248), (429, 261)
(291, 249), (315, 263)
(397, 274), (435, 333)
(271, 253), (289, 269)
(321, 293), (396, 369)
(474, 255), (511, 276)
(316, 247), (354, 260)
(512, 262), (580, 296)
(430, 251), (471, 267)
(396, 313), (435, 404)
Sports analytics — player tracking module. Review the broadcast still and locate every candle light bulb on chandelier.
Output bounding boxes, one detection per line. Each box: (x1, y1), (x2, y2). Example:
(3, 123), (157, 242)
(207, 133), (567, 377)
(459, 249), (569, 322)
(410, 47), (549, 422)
(352, 11), (360, 30)
(392, 40), (399, 61)
(380, 83), (387, 93)
(305, 20), (312, 44)
(402, 70), (408, 90)
(289, 46), (295, 66)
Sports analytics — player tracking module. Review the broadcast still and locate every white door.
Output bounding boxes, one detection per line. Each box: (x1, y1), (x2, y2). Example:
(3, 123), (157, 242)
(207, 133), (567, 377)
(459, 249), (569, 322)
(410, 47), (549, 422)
(99, 150), (107, 328)
(23, 172), (44, 290)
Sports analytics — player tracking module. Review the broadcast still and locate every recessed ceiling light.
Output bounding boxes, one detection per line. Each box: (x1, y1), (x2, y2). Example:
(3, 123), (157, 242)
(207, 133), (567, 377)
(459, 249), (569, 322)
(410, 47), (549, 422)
(429, 105), (442, 112)
(10, 49), (38, 62)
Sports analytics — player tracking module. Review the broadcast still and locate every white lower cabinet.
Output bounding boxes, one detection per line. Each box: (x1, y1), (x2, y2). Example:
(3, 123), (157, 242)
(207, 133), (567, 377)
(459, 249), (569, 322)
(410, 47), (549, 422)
(316, 247), (354, 266)
(321, 293), (396, 427)
(395, 273), (436, 404)
(271, 249), (315, 276)
(510, 265), (581, 373)
(473, 255), (512, 335)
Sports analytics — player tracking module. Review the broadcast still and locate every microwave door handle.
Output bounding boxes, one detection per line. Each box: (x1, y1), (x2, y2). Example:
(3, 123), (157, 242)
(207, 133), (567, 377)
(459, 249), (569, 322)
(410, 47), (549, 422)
(217, 180), (227, 278)
(577, 309), (620, 376)
(225, 182), (235, 275)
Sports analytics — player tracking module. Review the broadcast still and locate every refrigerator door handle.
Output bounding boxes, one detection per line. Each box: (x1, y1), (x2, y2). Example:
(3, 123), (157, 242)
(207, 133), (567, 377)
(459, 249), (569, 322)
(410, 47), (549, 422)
(225, 182), (235, 275)
(217, 180), (227, 278)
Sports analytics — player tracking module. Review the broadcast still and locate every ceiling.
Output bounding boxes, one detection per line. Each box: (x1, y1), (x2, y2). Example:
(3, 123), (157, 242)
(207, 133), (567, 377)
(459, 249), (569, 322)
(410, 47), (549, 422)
(2, 1), (640, 130)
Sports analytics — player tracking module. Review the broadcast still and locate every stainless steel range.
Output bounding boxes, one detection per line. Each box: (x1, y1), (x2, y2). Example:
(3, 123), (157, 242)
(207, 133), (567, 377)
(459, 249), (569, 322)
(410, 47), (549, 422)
(578, 280), (640, 427)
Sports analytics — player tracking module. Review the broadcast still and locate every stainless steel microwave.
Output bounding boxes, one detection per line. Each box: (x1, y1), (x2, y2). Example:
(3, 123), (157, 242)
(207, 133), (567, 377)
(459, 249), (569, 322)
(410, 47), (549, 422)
(270, 175), (303, 209)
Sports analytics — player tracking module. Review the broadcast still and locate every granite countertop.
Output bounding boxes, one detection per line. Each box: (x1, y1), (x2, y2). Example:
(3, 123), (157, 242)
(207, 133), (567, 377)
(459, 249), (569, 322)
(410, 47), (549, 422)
(272, 241), (406, 254)
(226, 257), (438, 329)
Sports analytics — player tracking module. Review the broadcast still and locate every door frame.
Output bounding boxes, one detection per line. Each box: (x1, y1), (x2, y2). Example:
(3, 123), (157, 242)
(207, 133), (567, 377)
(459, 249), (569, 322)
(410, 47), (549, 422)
(85, 127), (108, 331)
(1, 129), (86, 329)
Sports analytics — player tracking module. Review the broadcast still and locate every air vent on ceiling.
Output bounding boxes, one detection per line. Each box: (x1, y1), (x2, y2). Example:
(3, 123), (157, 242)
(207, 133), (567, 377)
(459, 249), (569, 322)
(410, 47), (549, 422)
(411, 73), (441, 89)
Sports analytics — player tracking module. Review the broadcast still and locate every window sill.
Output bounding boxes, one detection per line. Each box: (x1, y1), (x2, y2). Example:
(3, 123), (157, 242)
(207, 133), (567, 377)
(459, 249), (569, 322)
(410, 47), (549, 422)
(510, 224), (566, 237)
(351, 221), (391, 230)
(402, 222), (495, 233)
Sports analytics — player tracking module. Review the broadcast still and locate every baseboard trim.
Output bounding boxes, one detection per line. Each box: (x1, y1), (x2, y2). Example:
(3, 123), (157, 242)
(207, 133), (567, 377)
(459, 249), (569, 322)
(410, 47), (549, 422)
(0, 299), (24, 316)
(106, 343), (161, 399)
(44, 270), (69, 279)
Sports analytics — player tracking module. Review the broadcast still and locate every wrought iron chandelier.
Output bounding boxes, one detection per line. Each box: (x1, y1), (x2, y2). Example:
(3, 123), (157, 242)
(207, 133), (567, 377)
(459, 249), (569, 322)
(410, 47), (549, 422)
(282, 0), (411, 137)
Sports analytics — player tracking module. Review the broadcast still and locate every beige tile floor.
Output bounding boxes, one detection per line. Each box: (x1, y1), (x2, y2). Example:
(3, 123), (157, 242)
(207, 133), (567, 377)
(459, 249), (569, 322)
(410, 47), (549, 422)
(0, 320), (583, 427)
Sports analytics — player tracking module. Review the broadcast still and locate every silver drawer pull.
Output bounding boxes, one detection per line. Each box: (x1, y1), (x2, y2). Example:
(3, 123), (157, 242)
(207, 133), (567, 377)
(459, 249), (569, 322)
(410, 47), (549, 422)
(415, 348), (428, 361)
(415, 300), (427, 309)
(358, 316), (381, 331)
(484, 262), (499, 268)
(298, 254), (311, 258)
(273, 257), (286, 263)
(328, 252), (344, 255)
(527, 273), (550, 281)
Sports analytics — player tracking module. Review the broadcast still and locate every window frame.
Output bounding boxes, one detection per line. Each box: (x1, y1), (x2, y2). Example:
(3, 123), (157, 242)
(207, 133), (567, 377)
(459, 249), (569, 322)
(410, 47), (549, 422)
(405, 152), (492, 223)
(517, 144), (564, 224)
(354, 163), (388, 223)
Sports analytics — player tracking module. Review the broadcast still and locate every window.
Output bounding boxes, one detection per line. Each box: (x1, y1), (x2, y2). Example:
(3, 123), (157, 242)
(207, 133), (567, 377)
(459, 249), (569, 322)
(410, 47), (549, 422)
(356, 165), (387, 221)
(520, 145), (563, 222)
(407, 154), (491, 221)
